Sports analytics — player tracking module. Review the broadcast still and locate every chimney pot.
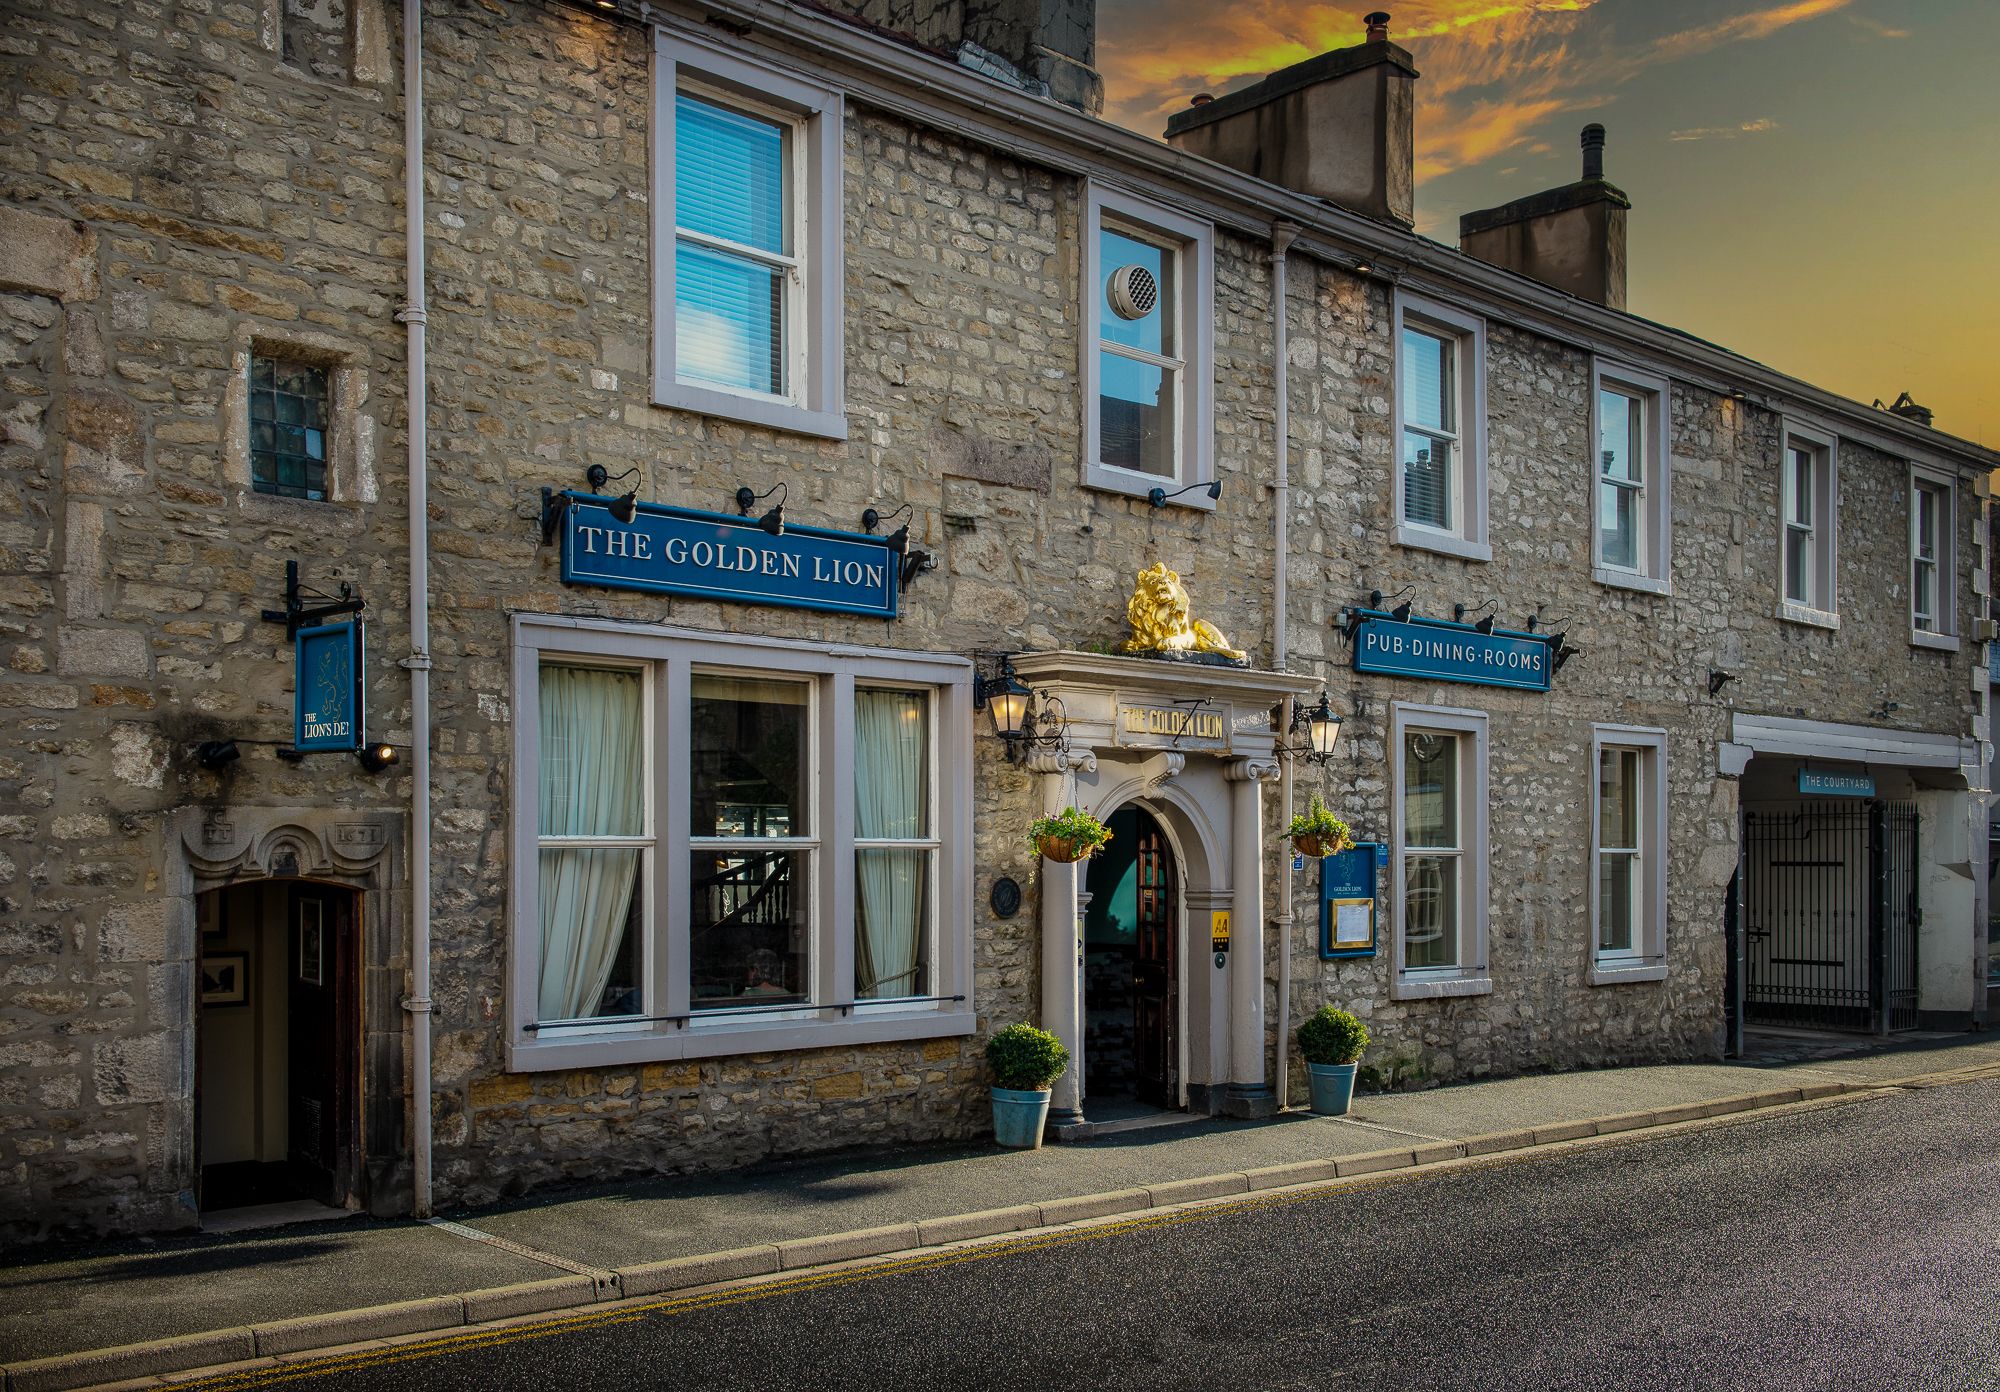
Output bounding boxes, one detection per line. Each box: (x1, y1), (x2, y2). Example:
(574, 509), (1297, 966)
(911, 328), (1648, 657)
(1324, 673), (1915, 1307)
(1581, 123), (1606, 181)
(1190, 92), (1213, 106)
(1365, 11), (1391, 42)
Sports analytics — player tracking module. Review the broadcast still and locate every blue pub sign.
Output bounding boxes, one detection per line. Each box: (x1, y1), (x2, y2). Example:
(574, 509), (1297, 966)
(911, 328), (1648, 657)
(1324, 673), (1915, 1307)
(1351, 613), (1552, 693)
(556, 495), (901, 619)
(294, 620), (365, 753)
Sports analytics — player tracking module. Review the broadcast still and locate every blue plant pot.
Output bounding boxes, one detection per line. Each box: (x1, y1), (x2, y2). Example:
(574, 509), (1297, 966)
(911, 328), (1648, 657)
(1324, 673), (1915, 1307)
(991, 1086), (1052, 1149)
(1306, 1061), (1358, 1116)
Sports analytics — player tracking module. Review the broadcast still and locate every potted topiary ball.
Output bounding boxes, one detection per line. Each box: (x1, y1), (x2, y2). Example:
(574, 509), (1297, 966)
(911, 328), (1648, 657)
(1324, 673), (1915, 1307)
(1286, 794), (1354, 860)
(1027, 806), (1112, 865)
(1297, 1005), (1369, 1116)
(984, 1023), (1070, 1148)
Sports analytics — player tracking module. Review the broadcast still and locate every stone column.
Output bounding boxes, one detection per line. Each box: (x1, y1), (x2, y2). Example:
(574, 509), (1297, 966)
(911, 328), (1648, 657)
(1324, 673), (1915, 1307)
(1031, 748), (1096, 1127)
(1225, 758), (1281, 1117)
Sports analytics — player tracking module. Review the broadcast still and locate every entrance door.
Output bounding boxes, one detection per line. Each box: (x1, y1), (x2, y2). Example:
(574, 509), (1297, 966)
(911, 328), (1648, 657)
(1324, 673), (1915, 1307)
(287, 885), (359, 1205)
(1131, 815), (1180, 1108)
(198, 881), (361, 1214)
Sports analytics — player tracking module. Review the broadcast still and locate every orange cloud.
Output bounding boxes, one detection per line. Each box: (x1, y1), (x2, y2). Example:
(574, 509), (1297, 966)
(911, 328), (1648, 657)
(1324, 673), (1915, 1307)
(1101, 0), (1855, 180)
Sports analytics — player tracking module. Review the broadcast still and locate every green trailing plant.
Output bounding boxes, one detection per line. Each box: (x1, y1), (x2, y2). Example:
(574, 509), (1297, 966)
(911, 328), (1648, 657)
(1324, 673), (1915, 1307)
(1297, 1005), (1369, 1067)
(1285, 794), (1353, 858)
(985, 1023), (1071, 1092)
(1027, 806), (1112, 863)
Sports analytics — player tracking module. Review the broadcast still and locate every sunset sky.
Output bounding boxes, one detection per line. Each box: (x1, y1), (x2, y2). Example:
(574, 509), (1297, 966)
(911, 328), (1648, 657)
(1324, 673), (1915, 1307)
(1097, 0), (1999, 447)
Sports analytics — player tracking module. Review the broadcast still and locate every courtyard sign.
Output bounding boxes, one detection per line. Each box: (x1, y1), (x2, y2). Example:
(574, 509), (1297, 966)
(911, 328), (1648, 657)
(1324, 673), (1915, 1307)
(557, 494), (901, 619)
(1799, 768), (1875, 798)
(1350, 613), (1552, 693)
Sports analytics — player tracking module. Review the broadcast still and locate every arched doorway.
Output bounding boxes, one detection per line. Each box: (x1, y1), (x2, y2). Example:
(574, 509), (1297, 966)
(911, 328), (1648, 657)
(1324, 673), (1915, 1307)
(196, 879), (362, 1218)
(1083, 807), (1180, 1111)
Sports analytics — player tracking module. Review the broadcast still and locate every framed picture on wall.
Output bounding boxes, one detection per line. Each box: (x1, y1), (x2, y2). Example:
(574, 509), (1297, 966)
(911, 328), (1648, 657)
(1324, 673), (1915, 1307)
(298, 901), (324, 987)
(200, 952), (250, 1008)
(199, 891), (226, 942)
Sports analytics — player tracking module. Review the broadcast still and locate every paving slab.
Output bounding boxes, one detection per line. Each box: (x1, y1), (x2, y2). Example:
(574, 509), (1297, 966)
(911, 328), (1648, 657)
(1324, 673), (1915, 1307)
(0, 1218), (550, 1364)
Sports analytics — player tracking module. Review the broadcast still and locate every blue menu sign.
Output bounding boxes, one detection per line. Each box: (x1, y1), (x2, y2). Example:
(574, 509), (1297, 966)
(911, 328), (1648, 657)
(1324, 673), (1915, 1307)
(1352, 616), (1552, 692)
(1319, 841), (1383, 959)
(294, 620), (364, 753)
(558, 495), (900, 619)
(1799, 768), (1874, 798)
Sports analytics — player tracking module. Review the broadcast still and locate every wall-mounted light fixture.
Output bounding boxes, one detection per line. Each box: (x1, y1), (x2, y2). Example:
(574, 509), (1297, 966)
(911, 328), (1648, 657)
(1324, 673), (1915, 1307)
(1870, 699), (1901, 721)
(1371, 585), (1416, 623)
(974, 655), (1068, 764)
(863, 502), (913, 552)
(1548, 632), (1581, 673)
(356, 742), (399, 774)
(587, 464), (641, 524)
(735, 483), (786, 537)
(1708, 669), (1736, 697)
(1147, 480), (1221, 509)
(196, 740), (241, 771)
(1276, 691), (1344, 765)
(1454, 599), (1499, 635)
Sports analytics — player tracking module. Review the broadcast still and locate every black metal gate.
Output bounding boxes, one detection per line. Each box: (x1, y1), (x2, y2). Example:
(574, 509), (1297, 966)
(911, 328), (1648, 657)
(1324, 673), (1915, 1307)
(1742, 803), (1919, 1033)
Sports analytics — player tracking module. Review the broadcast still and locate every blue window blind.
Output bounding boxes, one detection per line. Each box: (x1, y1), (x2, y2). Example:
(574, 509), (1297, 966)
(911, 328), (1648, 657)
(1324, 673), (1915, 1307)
(675, 92), (790, 397)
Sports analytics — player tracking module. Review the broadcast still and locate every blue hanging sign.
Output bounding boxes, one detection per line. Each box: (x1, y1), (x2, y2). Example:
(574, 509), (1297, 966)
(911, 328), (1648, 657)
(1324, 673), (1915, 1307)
(1799, 768), (1874, 798)
(1351, 613), (1552, 692)
(294, 620), (364, 753)
(1319, 841), (1382, 959)
(557, 494), (900, 619)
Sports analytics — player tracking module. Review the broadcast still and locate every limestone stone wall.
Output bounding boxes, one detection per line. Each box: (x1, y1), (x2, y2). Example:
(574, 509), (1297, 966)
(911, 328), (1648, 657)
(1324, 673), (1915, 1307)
(0, 0), (412, 1240)
(0, 0), (1984, 1239)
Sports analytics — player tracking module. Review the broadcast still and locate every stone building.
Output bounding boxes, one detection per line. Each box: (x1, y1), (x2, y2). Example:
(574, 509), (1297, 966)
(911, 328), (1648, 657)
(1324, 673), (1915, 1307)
(2, 0), (1994, 1243)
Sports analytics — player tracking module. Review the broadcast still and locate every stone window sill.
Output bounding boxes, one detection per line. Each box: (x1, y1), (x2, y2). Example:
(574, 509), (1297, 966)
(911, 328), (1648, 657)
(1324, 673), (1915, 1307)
(1910, 630), (1960, 653)
(1588, 961), (1668, 986)
(507, 1007), (976, 1073)
(654, 380), (849, 441)
(1393, 525), (1492, 564)
(1390, 972), (1493, 1001)
(1776, 601), (1840, 631)
(1084, 466), (1217, 511)
(1593, 566), (1671, 597)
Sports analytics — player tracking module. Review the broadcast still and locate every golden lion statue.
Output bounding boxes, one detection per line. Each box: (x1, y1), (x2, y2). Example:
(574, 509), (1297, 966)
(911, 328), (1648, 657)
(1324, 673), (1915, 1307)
(1119, 562), (1247, 663)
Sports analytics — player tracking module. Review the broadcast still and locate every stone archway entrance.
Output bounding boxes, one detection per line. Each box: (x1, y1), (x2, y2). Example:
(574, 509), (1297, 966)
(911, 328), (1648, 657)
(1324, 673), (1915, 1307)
(1084, 806), (1181, 1111)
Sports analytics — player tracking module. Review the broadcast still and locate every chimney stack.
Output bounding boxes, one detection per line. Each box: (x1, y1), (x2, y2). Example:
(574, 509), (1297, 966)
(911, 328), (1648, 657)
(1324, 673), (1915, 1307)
(1163, 12), (1418, 226)
(1885, 391), (1935, 429)
(1458, 124), (1632, 309)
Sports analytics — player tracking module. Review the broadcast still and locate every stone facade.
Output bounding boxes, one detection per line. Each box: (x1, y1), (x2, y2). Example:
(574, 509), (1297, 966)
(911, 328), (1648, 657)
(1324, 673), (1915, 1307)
(1, 0), (1992, 1242)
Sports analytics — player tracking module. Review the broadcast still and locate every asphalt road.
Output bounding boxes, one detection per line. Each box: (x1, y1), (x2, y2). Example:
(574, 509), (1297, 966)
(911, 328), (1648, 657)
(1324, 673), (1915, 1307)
(230, 1077), (2000, 1391)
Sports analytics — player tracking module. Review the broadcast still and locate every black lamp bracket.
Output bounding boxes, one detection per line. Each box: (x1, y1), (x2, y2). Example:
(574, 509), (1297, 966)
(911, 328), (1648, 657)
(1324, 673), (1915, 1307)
(735, 482), (787, 516)
(862, 502), (912, 535)
(259, 560), (364, 641)
(586, 464), (639, 494)
(1146, 479), (1223, 509)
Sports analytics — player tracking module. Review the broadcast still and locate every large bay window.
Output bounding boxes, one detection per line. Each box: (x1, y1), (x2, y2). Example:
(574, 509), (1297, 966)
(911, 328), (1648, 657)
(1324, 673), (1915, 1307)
(652, 29), (845, 439)
(1390, 703), (1490, 1000)
(510, 617), (972, 1069)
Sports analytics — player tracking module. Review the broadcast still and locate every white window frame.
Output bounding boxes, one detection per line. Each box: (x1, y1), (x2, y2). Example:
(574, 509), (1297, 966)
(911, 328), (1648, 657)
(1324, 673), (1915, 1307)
(1081, 181), (1215, 508)
(507, 614), (973, 1071)
(1590, 360), (1672, 595)
(1909, 463), (1958, 651)
(1588, 726), (1669, 987)
(1389, 702), (1491, 1000)
(1777, 419), (1838, 629)
(1392, 292), (1489, 562)
(651, 28), (846, 440)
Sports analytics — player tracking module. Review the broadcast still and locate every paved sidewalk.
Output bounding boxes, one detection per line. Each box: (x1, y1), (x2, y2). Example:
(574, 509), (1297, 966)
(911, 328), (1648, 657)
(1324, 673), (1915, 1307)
(4, 1031), (1998, 1380)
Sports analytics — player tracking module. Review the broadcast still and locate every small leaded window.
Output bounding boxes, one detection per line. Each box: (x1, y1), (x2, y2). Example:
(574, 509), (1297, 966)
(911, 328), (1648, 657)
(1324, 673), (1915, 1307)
(250, 357), (330, 501)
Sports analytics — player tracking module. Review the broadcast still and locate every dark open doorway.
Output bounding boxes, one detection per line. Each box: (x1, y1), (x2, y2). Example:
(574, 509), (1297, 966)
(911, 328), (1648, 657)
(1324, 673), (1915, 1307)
(196, 881), (361, 1217)
(1084, 807), (1180, 1111)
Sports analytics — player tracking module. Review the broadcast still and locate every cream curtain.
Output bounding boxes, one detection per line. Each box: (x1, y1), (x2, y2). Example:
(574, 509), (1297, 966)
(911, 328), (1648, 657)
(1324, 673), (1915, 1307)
(538, 665), (644, 1020)
(855, 689), (927, 1000)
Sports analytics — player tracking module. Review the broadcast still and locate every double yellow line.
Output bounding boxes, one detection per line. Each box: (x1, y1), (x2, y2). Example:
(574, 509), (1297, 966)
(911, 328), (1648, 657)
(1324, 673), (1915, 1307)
(167, 1189), (1324, 1389)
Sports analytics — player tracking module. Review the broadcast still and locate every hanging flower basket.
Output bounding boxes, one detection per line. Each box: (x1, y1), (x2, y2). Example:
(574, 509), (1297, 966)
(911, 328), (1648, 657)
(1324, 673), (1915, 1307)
(1028, 807), (1111, 864)
(1286, 794), (1353, 860)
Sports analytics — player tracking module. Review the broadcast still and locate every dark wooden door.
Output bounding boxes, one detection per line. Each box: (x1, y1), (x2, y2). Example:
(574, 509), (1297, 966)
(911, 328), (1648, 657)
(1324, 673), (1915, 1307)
(287, 885), (358, 1206)
(1132, 815), (1179, 1108)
